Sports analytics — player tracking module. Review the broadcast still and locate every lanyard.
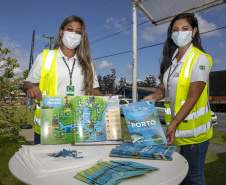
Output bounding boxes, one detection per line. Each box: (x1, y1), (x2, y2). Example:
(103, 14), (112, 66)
(62, 57), (76, 85)
(167, 53), (179, 89)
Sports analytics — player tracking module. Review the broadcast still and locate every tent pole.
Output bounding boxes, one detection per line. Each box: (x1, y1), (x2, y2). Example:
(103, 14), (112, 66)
(132, 1), (137, 103)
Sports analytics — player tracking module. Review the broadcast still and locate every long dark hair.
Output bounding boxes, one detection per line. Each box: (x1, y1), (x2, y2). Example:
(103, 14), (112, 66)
(54, 15), (94, 95)
(159, 13), (204, 83)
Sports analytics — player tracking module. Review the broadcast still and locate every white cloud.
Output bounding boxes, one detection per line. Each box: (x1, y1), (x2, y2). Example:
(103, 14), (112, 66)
(13, 67), (24, 75)
(140, 23), (168, 42)
(196, 14), (220, 37)
(116, 78), (121, 85)
(96, 60), (113, 70)
(219, 42), (226, 48)
(127, 64), (132, 70)
(12, 49), (31, 73)
(126, 80), (131, 84)
(105, 17), (128, 34)
(213, 58), (223, 65)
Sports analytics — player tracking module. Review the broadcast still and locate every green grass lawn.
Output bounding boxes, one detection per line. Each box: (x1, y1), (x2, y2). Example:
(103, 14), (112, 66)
(0, 134), (30, 185)
(210, 130), (226, 146)
(205, 152), (226, 185)
(0, 104), (35, 184)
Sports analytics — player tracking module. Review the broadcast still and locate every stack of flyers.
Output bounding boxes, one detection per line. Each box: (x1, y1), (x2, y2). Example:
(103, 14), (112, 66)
(109, 141), (176, 161)
(74, 160), (159, 185)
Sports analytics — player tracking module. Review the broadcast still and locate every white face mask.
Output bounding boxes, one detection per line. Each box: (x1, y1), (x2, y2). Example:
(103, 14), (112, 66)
(62, 31), (81, 49)
(171, 31), (192, 48)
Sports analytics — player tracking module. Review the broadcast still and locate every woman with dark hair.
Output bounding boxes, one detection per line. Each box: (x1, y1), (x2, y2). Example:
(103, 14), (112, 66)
(142, 13), (212, 184)
(23, 15), (101, 144)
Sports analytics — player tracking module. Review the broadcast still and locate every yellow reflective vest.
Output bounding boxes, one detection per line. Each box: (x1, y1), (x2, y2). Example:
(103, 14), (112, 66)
(164, 46), (213, 146)
(34, 49), (59, 134)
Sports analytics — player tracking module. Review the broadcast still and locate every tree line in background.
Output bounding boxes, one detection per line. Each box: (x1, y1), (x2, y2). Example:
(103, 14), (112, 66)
(97, 69), (159, 94)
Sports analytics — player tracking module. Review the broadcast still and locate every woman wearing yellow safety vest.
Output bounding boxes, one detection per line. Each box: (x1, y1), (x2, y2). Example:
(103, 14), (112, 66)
(142, 13), (212, 185)
(23, 15), (101, 144)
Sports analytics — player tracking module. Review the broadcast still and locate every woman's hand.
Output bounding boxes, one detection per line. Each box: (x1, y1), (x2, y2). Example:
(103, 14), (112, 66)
(140, 94), (155, 103)
(23, 81), (42, 102)
(165, 120), (178, 145)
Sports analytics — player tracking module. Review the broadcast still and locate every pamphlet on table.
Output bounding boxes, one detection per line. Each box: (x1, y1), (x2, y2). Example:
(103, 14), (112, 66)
(74, 160), (159, 184)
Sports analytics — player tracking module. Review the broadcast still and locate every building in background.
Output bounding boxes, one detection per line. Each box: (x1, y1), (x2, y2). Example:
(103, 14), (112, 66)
(118, 86), (157, 101)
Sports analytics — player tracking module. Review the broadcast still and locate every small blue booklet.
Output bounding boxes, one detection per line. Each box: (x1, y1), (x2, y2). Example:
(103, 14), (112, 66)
(121, 100), (167, 147)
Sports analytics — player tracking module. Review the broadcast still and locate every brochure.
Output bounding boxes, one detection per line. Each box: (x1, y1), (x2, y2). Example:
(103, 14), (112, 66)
(40, 95), (122, 144)
(74, 160), (159, 185)
(109, 141), (176, 161)
(121, 100), (167, 147)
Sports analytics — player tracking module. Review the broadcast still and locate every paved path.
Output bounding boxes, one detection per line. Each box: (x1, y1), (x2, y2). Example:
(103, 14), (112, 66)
(19, 127), (226, 155)
(19, 128), (34, 145)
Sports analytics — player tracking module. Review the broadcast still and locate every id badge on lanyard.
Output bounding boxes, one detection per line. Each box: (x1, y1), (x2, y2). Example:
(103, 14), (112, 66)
(62, 57), (76, 96)
(165, 89), (170, 102)
(67, 85), (75, 96)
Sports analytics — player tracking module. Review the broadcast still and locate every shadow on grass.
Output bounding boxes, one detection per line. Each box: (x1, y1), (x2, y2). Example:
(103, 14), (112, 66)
(205, 153), (226, 185)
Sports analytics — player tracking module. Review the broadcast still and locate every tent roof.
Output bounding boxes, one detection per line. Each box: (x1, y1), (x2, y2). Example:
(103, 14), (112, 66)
(135, 0), (226, 25)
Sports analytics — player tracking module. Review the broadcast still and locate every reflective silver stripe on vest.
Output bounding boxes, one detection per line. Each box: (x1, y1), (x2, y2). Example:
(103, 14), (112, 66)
(165, 122), (170, 126)
(184, 52), (195, 78)
(175, 104), (210, 120)
(175, 119), (212, 137)
(165, 107), (171, 115)
(34, 116), (41, 126)
(44, 50), (56, 69)
(34, 104), (41, 126)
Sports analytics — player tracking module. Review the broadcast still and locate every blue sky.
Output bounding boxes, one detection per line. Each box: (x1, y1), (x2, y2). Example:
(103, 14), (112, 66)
(1, 0), (226, 84)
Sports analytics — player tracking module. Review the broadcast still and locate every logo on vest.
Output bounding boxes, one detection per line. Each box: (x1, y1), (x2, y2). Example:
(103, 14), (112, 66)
(199, 65), (206, 70)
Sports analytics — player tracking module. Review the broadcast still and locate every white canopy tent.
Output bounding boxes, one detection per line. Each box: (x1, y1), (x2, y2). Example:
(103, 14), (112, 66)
(131, 0), (226, 102)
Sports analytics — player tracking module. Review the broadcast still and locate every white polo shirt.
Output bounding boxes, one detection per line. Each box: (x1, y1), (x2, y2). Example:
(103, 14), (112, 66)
(163, 44), (210, 117)
(26, 48), (99, 96)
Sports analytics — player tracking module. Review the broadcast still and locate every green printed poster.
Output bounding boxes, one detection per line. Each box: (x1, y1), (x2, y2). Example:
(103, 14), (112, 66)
(40, 95), (122, 144)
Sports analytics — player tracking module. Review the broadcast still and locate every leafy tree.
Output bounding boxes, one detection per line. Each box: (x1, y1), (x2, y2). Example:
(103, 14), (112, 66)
(0, 41), (27, 135)
(97, 69), (118, 94)
(143, 75), (157, 87)
(118, 77), (127, 88)
(137, 80), (145, 87)
(117, 77), (131, 90)
(97, 69), (158, 94)
(118, 77), (132, 90)
(97, 74), (104, 94)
